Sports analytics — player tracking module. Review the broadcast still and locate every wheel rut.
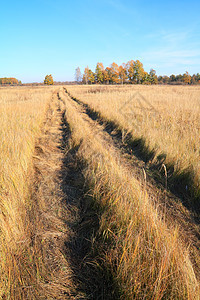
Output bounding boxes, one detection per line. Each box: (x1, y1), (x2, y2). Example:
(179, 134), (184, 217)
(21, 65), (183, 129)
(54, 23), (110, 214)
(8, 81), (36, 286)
(32, 93), (119, 299)
(62, 88), (200, 279)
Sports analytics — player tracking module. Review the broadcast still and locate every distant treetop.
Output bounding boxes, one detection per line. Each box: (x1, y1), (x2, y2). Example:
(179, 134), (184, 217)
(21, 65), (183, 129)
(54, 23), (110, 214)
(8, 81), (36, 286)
(44, 74), (54, 85)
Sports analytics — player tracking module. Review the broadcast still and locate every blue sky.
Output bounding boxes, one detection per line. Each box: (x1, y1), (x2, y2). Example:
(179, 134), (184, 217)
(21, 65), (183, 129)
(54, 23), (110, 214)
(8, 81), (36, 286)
(1, 0), (200, 82)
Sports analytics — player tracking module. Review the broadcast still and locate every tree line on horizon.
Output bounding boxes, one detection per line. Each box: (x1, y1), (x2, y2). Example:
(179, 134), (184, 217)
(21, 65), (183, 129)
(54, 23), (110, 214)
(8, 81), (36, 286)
(1, 62), (200, 86)
(75, 61), (200, 85)
(0, 78), (22, 85)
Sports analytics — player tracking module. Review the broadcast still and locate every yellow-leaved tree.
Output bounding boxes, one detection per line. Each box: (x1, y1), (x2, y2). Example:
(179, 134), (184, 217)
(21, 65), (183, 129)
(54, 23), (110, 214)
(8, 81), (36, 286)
(44, 74), (54, 85)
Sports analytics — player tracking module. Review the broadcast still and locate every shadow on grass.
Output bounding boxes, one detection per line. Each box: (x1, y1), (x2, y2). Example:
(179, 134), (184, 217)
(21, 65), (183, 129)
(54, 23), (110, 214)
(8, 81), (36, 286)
(64, 88), (200, 219)
(58, 105), (121, 299)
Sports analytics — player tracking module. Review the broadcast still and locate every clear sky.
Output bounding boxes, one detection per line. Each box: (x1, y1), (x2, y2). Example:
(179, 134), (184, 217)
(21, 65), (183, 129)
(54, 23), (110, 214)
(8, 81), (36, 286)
(1, 0), (200, 83)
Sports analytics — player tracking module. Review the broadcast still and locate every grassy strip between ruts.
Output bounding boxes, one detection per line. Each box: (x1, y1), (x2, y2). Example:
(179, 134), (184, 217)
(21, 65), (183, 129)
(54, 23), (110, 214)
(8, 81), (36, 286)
(65, 85), (200, 213)
(62, 90), (199, 300)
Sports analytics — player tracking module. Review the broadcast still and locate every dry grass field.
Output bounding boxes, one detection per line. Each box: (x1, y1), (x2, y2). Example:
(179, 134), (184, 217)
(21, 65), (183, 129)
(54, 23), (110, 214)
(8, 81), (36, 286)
(0, 87), (51, 297)
(0, 85), (199, 299)
(66, 85), (200, 209)
(0, 86), (71, 299)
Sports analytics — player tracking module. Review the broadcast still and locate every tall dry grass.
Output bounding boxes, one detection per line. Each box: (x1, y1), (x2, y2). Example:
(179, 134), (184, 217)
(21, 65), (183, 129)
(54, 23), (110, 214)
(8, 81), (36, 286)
(62, 91), (199, 299)
(66, 85), (200, 205)
(0, 87), (56, 298)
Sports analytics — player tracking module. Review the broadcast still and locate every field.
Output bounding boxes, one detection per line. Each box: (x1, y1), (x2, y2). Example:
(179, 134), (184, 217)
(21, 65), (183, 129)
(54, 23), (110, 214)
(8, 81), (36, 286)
(0, 85), (199, 299)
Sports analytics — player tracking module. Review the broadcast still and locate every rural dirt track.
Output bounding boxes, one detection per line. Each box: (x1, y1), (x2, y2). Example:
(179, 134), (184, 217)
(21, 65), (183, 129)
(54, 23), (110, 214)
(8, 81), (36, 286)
(29, 88), (200, 298)
(62, 88), (200, 279)
(32, 93), (119, 299)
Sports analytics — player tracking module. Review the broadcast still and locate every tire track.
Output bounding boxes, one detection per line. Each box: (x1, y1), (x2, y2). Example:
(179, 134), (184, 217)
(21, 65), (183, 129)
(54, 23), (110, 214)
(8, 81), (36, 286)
(62, 88), (200, 279)
(64, 88), (200, 216)
(31, 93), (119, 299)
(31, 94), (77, 299)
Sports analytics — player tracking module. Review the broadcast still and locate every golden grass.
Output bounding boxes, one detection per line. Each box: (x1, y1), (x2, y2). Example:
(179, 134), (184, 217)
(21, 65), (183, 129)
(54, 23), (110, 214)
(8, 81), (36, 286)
(0, 84), (199, 299)
(61, 90), (199, 299)
(0, 86), (57, 298)
(66, 85), (200, 203)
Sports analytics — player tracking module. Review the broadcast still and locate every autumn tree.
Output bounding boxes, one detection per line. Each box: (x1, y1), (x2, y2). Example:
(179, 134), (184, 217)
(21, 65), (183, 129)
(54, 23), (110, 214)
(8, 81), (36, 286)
(82, 67), (95, 84)
(44, 74), (54, 85)
(75, 67), (82, 83)
(134, 60), (145, 83)
(110, 62), (119, 84)
(142, 72), (151, 84)
(157, 76), (163, 84)
(88, 69), (95, 84)
(127, 60), (135, 83)
(118, 63), (127, 84)
(170, 74), (176, 82)
(191, 75), (196, 85)
(163, 75), (170, 84)
(103, 67), (111, 84)
(148, 69), (158, 84)
(82, 67), (90, 84)
(127, 60), (145, 84)
(192, 73), (200, 84)
(95, 62), (104, 84)
(196, 73), (200, 83)
(182, 71), (191, 84)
